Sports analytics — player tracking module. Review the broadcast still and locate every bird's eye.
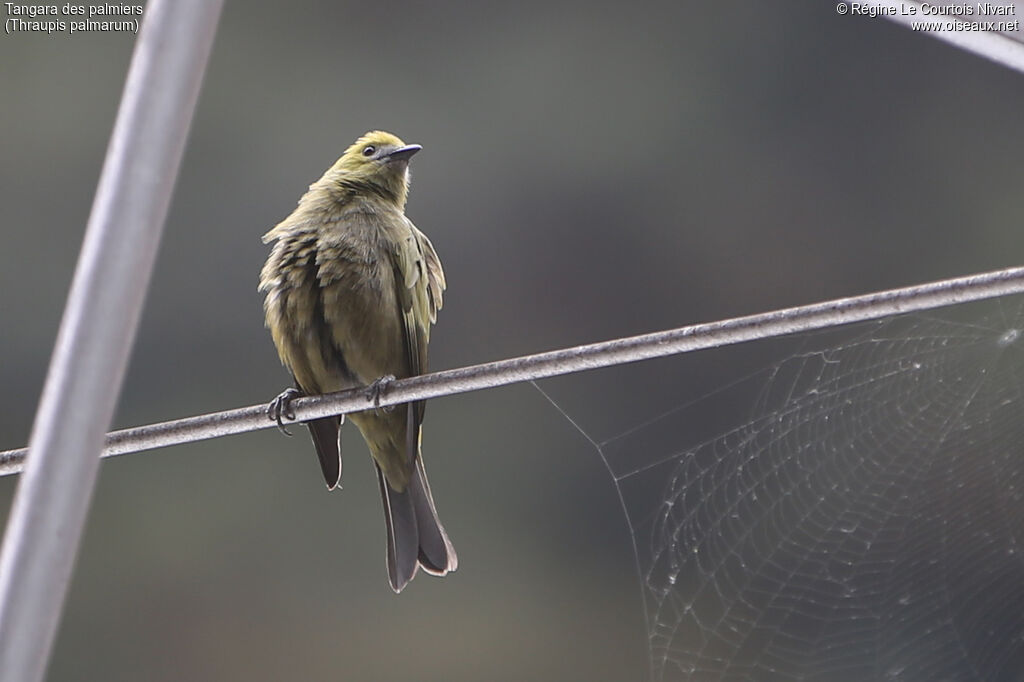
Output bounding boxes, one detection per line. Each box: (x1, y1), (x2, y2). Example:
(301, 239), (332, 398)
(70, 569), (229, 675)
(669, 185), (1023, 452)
(362, 146), (375, 157)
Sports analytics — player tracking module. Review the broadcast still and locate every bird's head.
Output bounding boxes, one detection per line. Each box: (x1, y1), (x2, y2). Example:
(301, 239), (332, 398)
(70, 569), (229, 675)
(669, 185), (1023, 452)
(329, 130), (421, 207)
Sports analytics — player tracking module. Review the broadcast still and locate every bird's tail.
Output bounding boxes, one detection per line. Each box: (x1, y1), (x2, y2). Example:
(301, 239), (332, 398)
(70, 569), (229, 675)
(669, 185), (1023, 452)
(376, 454), (458, 593)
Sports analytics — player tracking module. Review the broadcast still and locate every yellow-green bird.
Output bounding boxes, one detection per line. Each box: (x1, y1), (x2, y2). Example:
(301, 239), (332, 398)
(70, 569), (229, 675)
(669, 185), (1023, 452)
(259, 130), (456, 592)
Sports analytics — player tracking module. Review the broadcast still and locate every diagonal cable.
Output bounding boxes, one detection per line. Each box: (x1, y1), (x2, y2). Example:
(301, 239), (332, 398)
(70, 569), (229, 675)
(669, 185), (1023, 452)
(842, 1), (1024, 74)
(2, 263), (1024, 477)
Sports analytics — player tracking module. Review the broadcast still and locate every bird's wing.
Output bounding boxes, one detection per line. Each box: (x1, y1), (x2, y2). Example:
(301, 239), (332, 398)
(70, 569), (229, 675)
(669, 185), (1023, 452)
(307, 414), (342, 489)
(414, 226), (446, 325)
(388, 222), (442, 463)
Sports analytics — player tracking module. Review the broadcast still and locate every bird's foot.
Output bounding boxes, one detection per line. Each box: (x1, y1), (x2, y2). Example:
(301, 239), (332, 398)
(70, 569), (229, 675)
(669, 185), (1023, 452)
(267, 387), (303, 436)
(365, 375), (396, 413)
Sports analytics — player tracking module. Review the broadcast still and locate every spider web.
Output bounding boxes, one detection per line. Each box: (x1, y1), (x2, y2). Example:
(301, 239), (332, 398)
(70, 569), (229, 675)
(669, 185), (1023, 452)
(535, 295), (1024, 682)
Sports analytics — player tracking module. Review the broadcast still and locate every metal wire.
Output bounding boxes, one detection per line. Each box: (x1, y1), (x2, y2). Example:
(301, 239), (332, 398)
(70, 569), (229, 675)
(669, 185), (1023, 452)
(3, 263), (1024, 478)
(0, 3), (223, 681)
(867, 1), (1024, 75)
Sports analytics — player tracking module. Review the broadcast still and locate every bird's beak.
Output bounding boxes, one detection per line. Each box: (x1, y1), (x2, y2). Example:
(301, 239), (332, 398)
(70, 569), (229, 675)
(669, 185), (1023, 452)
(384, 144), (422, 162)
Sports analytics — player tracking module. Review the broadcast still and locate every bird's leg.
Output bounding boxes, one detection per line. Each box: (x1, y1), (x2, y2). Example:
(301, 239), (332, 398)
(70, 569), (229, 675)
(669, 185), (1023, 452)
(365, 374), (397, 414)
(267, 387), (303, 436)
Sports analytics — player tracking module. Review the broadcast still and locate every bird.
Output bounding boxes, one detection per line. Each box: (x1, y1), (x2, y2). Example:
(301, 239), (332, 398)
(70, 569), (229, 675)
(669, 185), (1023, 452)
(259, 130), (456, 592)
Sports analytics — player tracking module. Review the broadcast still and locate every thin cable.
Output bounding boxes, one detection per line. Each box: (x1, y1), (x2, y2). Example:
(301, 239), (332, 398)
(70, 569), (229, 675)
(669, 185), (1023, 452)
(0, 3), (223, 681)
(844, 1), (1024, 75)
(2, 264), (1023, 477)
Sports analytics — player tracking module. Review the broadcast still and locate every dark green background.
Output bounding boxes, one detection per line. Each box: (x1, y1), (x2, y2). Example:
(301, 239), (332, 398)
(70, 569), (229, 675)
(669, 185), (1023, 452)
(1, 2), (1022, 680)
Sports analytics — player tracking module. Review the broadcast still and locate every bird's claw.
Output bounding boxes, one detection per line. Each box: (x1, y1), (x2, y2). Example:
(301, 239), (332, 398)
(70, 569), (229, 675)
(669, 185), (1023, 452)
(268, 387), (303, 436)
(365, 375), (396, 413)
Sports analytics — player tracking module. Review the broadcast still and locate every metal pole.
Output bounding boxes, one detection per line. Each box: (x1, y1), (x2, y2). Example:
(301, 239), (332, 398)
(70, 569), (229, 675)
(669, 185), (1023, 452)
(0, 2), (223, 680)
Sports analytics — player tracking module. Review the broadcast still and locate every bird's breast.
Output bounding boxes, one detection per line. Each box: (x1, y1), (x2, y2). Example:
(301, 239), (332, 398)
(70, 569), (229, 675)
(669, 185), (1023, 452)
(262, 206), (413, 394)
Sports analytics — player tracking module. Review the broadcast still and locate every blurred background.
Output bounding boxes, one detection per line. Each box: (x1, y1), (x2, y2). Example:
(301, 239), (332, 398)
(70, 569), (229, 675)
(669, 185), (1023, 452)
(2, 2), (1024, 680)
